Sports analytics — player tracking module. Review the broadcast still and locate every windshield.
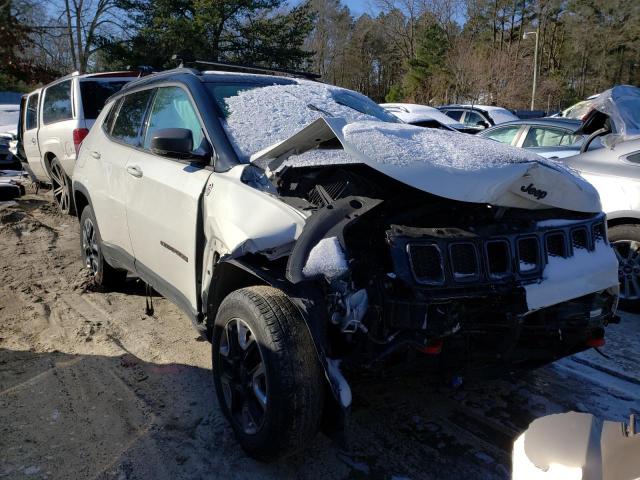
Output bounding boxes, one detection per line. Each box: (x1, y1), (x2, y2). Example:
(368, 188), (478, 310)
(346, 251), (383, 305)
(206, 80), (398, 161)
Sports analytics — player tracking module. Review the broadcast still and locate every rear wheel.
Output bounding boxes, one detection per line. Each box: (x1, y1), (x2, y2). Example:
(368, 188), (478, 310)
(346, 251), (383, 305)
(212, 286), (324, 460)
(80, 205), (126, 288)
(609, 224), (640, 311)
(50, 157), (75, 215)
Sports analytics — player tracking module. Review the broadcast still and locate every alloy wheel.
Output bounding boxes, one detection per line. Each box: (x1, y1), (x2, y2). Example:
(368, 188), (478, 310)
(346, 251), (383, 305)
(218, 318), (268, 435)
(613, 240), (640, 300)
(82, 217), (100, 275)
(50, 161), (70, 213)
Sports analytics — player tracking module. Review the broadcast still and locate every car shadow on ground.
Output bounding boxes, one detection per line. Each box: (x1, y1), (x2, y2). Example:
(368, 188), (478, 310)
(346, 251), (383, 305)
(5, 345), (634, 480)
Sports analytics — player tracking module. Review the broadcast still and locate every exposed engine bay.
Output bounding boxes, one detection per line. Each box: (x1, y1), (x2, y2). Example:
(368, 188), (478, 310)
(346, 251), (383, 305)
(261, 162), (618, 387)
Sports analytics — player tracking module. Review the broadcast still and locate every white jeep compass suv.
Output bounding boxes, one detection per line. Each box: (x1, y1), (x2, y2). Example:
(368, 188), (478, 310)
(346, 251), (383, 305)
(17, 71), (137, 213)
(72, 66), (619, 460)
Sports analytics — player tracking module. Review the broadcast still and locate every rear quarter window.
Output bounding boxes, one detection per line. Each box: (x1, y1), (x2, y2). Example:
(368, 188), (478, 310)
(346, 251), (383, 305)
(80, 80), (129, 120)
(42, 80), (72, 124)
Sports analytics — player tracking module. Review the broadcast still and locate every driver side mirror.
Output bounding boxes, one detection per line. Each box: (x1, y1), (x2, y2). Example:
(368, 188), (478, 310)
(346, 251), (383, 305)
(151, 128), (210, 162)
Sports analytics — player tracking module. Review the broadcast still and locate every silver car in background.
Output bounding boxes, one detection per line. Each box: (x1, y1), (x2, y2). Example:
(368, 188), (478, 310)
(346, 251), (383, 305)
(563, 85), (640, 309)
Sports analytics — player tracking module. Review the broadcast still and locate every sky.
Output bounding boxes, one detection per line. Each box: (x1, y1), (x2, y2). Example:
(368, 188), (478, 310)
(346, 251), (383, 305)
(290, 0), (380, 17)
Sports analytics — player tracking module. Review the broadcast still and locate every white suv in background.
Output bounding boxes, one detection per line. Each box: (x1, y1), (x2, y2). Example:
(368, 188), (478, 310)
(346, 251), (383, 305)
(17, 71), (137, 213)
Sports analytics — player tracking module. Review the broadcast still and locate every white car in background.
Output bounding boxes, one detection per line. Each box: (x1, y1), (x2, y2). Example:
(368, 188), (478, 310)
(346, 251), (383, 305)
(438, 104), (520, 132)
(0, 104), (20, 169)
(17, 71), (138, 213)
(380, 103), (478, 134)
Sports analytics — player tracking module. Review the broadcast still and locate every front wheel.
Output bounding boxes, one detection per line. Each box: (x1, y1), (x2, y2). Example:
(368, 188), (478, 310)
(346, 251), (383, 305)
(212, 286), (324, 461)
(50, 157), (75, 215)
(609, 224), (640, 311)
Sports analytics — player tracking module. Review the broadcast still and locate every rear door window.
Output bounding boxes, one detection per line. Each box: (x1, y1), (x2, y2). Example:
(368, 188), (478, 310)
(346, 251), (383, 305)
(25, 93), (39, 130)
(443, 110), (463, 121)
(464, 111), (487, 126)
(522, 127), (569, 147)
(111, 89), (154, 146)
(80, 80), (129, 119)
(42, 80), (72, 124)
(483, 125), (521, 144)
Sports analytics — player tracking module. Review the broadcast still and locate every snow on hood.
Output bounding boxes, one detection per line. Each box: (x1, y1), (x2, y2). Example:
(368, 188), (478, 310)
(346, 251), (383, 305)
(252, 117), (602, 213)
(591, 85), (640, 142)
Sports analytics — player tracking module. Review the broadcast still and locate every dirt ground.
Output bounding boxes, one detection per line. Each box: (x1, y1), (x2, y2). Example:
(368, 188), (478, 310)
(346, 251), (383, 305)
(1, 192), (639, 480)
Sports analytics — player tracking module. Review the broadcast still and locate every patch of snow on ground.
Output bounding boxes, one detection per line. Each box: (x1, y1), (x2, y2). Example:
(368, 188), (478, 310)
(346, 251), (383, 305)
(342, 121), (543, 171)
(326, 358), (352, 407)
(223, 82), (377, 161)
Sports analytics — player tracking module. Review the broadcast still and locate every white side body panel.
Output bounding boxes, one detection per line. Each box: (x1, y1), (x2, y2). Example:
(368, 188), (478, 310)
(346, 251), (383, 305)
(124, 152), (212, 313)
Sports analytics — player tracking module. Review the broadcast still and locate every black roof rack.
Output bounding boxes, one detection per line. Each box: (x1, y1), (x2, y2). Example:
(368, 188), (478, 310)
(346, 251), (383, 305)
(171, 55), (321, 80)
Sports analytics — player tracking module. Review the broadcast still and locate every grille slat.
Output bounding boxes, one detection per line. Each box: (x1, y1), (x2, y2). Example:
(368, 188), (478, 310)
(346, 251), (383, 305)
(486, 240), (511, 277)
(408, 244), (444, 284)
(546, 231), (567, 258)
(450, 243), (479, 280)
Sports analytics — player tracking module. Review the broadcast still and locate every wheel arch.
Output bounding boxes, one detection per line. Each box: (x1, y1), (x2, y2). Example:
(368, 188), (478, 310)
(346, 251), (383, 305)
(606, 212), (640, 229)
(42, 151), (57, 177)
(72, 181), (92, 220)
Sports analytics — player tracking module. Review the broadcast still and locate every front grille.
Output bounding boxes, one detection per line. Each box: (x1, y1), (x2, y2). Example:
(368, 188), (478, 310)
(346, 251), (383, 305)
(399, 214), (607, 286)
(408, 244), (444, 284)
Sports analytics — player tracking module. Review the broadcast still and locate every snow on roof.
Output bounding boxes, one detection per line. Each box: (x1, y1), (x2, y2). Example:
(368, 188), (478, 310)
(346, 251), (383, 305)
(592, 85), (640, 140)
(222, 81), (394, 161)
(446, 104), (519, 124)
(381, 103), (461, 126)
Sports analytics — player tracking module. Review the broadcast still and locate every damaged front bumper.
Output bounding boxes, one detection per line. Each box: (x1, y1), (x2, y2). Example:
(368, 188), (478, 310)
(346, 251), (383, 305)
(386, 213), (618, 316)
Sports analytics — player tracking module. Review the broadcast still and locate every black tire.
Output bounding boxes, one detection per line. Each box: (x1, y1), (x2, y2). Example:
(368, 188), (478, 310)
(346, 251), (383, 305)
(212, 286), (324, 461)
(79, 205), (127, 288)
(608, 224), (640, 312)
(50, 157), (75, 215)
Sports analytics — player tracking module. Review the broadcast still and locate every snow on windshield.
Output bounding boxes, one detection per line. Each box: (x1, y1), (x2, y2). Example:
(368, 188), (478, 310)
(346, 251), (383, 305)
(342, 121), (544, 171)
(221, 81), (395, 161)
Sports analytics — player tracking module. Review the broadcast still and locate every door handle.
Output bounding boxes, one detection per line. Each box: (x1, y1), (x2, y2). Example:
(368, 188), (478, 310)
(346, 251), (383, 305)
(31, 137), (36, 144)
(126, 165), (143, 178)
(90, 151), (101, 159)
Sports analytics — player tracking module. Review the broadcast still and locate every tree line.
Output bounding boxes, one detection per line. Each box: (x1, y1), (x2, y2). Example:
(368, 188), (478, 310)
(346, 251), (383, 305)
(3, 0), (639, 110)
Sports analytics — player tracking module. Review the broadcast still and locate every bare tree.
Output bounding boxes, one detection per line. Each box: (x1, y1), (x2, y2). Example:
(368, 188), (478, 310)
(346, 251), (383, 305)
(56, 0), (123, 72)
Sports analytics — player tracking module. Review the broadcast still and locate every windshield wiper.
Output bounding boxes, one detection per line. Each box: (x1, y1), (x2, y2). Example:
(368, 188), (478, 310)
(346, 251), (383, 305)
(307, 103), (334, 117)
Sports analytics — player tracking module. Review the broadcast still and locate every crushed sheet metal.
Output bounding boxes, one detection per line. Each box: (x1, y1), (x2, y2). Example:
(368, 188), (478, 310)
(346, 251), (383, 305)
(251, 117), (601, 213)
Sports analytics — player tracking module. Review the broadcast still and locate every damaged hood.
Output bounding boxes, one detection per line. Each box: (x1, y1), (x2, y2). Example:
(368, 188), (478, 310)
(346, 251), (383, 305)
(251, 117), (601, 213)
